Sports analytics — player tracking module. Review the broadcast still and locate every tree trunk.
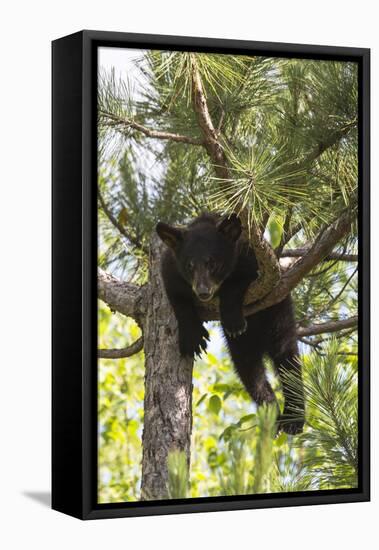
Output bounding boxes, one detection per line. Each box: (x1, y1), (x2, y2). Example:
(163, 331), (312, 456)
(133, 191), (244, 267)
(140, 235), (194, 500)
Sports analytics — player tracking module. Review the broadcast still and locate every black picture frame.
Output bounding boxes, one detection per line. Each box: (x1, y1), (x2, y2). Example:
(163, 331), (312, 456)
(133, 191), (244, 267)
(52, 30), (370, 520)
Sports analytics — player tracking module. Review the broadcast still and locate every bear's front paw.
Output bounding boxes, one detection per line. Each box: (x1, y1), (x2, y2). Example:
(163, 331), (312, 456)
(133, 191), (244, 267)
(277, 412), (304, 436)
(179, 324), (209, 358)
(222, 317), (247, 339)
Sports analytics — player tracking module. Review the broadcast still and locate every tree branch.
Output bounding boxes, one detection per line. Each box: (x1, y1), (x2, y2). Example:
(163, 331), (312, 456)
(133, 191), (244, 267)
(98, 259), (356, 353)
(98, 336), (144, 359)
(277, 220), (304, 250)
(297, 316), (358, 337)
(275, 207), (294, 257)
(98, 189), (148, 253)
(98, 268), (146, 324)
(281, 248), (357, 262)
(303, 122), (357, 166)
(99, 110), (203, 146)
(190, 56), (230, 181)
(242, 209), (353, 317)
(242, 223), (282, 303)
(281, 210), (352, 281)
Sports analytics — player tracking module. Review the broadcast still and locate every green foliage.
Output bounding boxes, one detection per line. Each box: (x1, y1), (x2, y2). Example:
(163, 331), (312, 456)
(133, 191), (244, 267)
(98, 312), (358, 501)
(208, 141), (309, 230)
(98, 53), (357, 268)
(252, 405), (278, 493)
(207, 59), (358, 230)
(98, 304), (144, 503)
(216, 405), (278, 496)
(297, 339), (358, 488)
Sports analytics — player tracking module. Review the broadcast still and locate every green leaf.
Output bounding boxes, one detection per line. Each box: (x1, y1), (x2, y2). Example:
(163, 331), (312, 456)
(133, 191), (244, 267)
(238, 414), (256, 426)
(208, 395), (222, 415)
(267, 216), (283, 248)
(196, 393), (208, 407)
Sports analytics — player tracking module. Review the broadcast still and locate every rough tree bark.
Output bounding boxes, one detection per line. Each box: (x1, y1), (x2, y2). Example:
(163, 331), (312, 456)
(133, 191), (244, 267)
(140, 235), (194, 499)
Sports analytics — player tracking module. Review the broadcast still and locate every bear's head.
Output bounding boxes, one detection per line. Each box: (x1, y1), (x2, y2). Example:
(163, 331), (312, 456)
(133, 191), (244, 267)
(156, 214), (242, 302)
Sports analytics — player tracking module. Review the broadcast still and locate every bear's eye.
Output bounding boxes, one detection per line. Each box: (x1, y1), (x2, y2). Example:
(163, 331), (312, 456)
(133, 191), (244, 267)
(187, 259), (194, 272)
(207, 257), (216, 270)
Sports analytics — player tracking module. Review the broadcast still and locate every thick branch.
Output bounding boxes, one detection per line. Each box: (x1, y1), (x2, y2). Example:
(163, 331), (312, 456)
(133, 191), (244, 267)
(280, 211), (352, 286)
(297, 316), (358, 337)
(281, 248), (357, 262)
(98, 336), (144, 359)
(98, 262), (355, 356)
(99, 110), (202, 146)
(242, 222), (281, 303)
(242, 210), (352, 316)
(98, 268), (146, 324)
(190, 56), (230, 181)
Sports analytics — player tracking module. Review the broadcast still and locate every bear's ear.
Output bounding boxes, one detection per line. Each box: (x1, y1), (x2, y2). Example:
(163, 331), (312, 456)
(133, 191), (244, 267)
(216, 214), (241, 242)
(156, 222), (184, 250)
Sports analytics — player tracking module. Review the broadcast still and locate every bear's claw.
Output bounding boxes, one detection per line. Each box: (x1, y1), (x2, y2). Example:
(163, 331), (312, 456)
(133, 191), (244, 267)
(224, 318), (247, 339)
(277, 413), (305, 435)
(179, 325), (210, 358)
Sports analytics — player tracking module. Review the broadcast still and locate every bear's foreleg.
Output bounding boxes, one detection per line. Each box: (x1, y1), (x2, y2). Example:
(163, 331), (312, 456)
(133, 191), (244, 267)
(170, 296), (209, 358)
(219, 278), (251, 338)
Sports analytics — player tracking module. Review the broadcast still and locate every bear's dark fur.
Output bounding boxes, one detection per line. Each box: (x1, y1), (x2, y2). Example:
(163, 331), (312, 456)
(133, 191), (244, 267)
(156, 212), (304, 434)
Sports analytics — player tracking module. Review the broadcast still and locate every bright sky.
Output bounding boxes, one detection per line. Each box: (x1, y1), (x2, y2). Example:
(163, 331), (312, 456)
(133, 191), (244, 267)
(99, 46), (145, 82)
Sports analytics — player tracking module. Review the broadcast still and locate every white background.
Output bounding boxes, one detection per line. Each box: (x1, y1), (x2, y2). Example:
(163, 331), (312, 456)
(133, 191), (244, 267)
(0, 1), (376, 548)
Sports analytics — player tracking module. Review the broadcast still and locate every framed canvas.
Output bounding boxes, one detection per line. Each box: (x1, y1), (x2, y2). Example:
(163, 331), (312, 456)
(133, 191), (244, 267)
(52, 30), (370, 520)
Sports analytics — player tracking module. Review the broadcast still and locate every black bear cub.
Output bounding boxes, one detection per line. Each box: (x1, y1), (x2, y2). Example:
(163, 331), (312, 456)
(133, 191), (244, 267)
(156, 213), (304, 435)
